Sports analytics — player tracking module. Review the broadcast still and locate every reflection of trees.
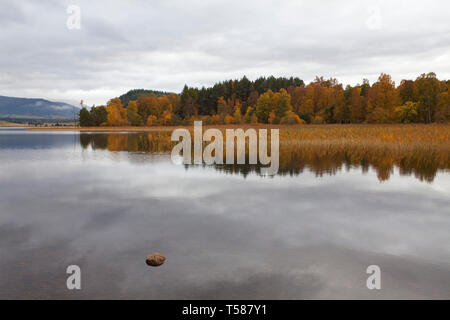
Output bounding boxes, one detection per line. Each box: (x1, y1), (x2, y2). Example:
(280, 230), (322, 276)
(80, 134), (107, 150)
(81, 133), (173, 153)
(80, 132), (449, 183)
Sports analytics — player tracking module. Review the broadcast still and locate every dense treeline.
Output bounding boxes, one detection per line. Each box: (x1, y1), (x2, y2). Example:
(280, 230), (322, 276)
(79, 73), (450, 126)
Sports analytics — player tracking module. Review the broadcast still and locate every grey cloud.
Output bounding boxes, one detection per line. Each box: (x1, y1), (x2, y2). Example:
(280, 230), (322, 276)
(0, 0), (449, 105)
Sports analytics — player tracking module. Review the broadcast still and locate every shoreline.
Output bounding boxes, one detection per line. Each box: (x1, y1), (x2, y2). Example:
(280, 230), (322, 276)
(0, 121), (30, 128)
(23, 123), (450, 132)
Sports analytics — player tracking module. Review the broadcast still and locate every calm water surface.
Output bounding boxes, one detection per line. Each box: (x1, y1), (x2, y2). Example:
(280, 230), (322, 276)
(0, 128), (449, 299)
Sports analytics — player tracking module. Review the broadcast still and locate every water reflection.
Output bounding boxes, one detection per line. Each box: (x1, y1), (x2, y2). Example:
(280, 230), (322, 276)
(1, 130), (449, 299)
(80, 132), (450, 182)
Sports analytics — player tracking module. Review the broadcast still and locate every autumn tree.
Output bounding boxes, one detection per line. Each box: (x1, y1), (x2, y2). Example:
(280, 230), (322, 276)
(367, 73), (400, 123)
(244, 106), (254, 123)
(398, 80), (417, 104)
(158, 96), (173, 114)
(395, 101), (419, 123)
(280, 112), (304, 124)
(255, 90), (274, 123)
(217, 96), (228, 118)
(273, 88), (292, 119)
(332, 85), (348, 123)
(349, 87), (365, 123)
(161, 109), (172, 125)
(299, 84), (315, 116)
(268, 110), (276, 124)
(137, 94), (158, 123)
(146, 115), (157, 126)
(127, 101), (143, 126)
(233, 101), (242, 123)
(106, 98), (128, 126)
(415, 72), (440, 123)
(246, 91), (259, 108)
(224, 114), (234, 124)
(435, 83), (450, 122)
(254, 89), (293, 123)
(288, 85), (306, 115)
(298, 78), (337, 121)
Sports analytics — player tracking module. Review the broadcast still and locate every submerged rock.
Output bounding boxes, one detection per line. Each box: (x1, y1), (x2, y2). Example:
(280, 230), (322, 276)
(146, 253), (166, 267)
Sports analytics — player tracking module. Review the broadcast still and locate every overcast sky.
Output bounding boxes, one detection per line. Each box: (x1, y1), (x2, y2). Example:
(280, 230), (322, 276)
(1, 0), (449, 106)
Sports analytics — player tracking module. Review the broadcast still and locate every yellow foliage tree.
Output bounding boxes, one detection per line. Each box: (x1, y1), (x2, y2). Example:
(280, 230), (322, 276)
(106, 98), (128, 126)
(224, 115), (234, 124)
(233, 104), (242, 123)
(268, 110), (276, 124)
(280, 111), (304, 125)
(146, 115), (157, 126)
(367, 73), (400, 123)
(161, 110), (172, 125)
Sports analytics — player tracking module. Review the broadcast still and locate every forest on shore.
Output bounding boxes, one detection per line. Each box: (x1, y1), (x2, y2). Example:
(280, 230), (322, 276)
(79, 73), (450, 127)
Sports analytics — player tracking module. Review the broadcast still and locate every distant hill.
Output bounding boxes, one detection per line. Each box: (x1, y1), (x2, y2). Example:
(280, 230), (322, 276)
(0, 96), (79, 120)
(119, 89), (174, 106)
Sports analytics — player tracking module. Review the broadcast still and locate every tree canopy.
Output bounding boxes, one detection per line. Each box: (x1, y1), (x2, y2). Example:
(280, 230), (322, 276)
(80, 73), (450, 126)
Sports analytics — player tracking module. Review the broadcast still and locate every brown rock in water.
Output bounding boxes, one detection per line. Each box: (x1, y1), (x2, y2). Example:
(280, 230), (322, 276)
(146, 253), (166, 267)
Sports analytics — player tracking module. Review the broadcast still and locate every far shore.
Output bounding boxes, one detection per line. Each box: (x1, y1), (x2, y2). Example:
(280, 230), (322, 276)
(27, 124), (289, 132)
(0, 121), (30, 127)
(24, 123), (450, 132)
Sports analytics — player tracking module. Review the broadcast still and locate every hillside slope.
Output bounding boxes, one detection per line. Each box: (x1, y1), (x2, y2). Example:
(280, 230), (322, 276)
(0, 96), (79, 119)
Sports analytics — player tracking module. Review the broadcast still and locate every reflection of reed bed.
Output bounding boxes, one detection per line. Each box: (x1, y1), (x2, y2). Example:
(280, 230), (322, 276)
(280, 126), (450, 182)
